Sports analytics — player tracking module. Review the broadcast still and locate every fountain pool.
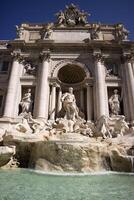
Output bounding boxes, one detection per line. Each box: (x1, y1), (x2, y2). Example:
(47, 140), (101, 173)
(0, 169), (134, 200)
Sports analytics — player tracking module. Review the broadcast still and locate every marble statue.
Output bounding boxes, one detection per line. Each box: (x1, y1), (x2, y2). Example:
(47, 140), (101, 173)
(109, 89), (121, 116)
(15, 118), (32, 134)
(61, 87), (79, 121)
(23, 62), (36, 75)
(115, 23), (129, 41)
(19, 88), (33, 115)
(55, 10), (66, 25)
(28, 113), (46, 134)
(96, 115), (112, 138)
(55, 4), (89, 26)
(113, 116), (129, 137)
(91, 23), (101, 40)
(78, 10), (89, 25)
(41, 23), (53, 39)
(16, 25), (24, 39)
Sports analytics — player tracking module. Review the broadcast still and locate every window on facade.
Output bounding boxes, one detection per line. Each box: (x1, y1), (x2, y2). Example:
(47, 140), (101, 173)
(0, 95), (3, 108)
(0, 61), (9, 72)
(105, 60), (119, 76)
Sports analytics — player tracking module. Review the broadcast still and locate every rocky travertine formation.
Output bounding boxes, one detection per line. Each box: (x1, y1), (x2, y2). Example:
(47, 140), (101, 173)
(0, 4), (134, 173)
(0, 146), (16, 168)
(0, 125), (134, 172)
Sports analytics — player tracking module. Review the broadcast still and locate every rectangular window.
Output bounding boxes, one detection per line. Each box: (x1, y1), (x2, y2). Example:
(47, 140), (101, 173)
(0, 61), (9, 72)
(0, 95), (3, 108)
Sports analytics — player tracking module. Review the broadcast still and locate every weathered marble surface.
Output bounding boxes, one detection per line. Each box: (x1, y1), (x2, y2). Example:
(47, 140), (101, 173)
(0, 146), (16, 168)
(1, 130), (134, 172)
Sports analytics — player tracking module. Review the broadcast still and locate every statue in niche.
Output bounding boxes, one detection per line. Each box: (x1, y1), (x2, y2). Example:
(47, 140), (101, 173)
(19, 88), (33, 115)
(61, 87), (79, 121)
(109, 89), (121, 116)
(115, 23), (129, 41)
(91, 23), (101, 40)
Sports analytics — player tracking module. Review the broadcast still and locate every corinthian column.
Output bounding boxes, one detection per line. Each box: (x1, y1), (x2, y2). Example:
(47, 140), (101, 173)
(50, 83), (57, 120)
(122, 53), (134, 121)
(34, 50), (50, 120)
(93, 52), (107, 119)
(57, 87), (62, 113)
(3, 51), (23, 118)
(86, 83), (93, 121)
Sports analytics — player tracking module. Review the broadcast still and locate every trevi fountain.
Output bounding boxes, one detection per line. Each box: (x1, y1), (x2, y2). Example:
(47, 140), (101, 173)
(0, 4), (134, 200)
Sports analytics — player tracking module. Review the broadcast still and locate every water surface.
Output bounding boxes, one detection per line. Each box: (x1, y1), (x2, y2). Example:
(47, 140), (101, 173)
(0, 169), (134, 200)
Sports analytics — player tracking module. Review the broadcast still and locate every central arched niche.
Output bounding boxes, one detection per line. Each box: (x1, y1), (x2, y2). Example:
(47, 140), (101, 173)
(58, 64), (86, 84)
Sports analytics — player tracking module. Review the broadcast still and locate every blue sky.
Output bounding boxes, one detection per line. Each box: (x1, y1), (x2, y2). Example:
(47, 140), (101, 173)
(1, 0), (134, 40)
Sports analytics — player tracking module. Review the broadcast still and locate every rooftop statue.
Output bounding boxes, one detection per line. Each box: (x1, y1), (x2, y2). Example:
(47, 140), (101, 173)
(55, 3), (90, 26)
(41, 23), (54, 39)
(115, 23), (129, 41)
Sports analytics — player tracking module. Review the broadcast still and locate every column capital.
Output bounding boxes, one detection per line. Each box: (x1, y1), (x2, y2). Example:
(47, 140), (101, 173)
(85, 82), (90, 87)
(11, 50), (24, 63)
(50, 82), (59, 87)
(121, 52), (134, 64)
(40, 49), (51, 62)
(93, 52), (104, 63)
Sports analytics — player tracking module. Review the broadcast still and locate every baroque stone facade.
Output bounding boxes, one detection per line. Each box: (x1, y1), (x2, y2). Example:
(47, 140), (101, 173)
(0, 4), (134, 133)
(1, 4), (134, 172)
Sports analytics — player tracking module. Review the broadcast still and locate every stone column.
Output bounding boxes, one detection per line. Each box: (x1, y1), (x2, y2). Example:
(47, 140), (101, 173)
(80, 88), (84, 112)
(123, 54), (134, 121)
(50, 83), (57, 120)
(93, 52), (107, 119)
(3, 51), (23, 118)
(86, 83), (93, 121)
(131, 60), (134, 76)
(34, 50), (50, 120)
(57, 87), (62, 113)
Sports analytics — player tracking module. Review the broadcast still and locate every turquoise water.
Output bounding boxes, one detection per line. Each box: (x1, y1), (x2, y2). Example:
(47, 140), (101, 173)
(0, 169), (134, 200)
